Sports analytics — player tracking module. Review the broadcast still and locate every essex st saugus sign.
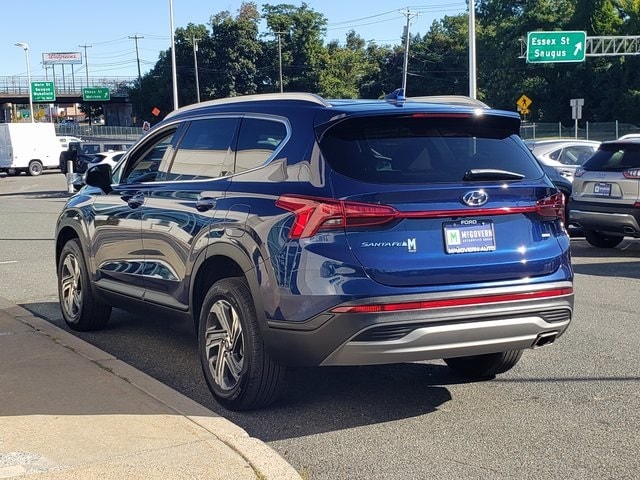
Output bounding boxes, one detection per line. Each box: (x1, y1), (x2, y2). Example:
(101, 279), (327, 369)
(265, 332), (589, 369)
(527, 31), (587, 63)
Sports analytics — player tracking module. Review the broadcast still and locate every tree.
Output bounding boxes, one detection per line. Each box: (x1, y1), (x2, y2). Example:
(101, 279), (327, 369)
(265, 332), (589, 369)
(317, 31), (379, 98)
(78, 103), (103, 125)
(407, 15), (471, 97)
(262, 2), (328, 92)
(208, 2), (262, 98)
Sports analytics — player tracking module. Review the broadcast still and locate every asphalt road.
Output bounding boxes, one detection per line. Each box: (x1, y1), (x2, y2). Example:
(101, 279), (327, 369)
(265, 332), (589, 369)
(1, 171), (639, 479)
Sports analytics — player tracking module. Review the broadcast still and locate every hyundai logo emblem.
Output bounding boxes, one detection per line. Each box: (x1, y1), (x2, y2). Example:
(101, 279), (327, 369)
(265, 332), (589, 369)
(462, 190), (489, 206)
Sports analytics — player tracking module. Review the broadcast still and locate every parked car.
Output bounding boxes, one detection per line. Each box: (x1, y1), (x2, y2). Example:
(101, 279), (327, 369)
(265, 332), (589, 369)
(526, 139), (600, 182)
(57, 135), (82, 151)
(59, 140), (134, 174)
(537, 160), (573, 227)
(91, 150), (126, 168)
(617, 133), (640, 140)
(55, 91), (574, 410)
(71, 150), (127, 191)
(569, 139), (640, 247)
(60, 119), (78, 127)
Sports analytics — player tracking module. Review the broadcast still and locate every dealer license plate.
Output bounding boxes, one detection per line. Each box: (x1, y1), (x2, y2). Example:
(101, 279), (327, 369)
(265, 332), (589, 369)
(443, 220), (496, 254)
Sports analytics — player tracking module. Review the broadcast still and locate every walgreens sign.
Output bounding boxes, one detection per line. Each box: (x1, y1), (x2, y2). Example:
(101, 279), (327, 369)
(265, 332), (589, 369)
(42, 52), (82, 65)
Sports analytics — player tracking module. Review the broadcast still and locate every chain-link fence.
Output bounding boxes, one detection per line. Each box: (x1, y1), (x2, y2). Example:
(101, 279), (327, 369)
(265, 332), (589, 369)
(520, 121), (640, 141)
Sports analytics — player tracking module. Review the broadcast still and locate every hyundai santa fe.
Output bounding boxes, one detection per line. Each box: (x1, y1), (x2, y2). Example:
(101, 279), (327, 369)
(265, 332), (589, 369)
(55, 91), (574, 410)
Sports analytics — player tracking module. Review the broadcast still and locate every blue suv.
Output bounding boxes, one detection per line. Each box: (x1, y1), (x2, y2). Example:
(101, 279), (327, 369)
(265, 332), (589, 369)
(55, 91), (574, 410)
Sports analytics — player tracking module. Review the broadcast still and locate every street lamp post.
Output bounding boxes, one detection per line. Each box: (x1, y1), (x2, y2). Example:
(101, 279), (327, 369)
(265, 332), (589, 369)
(192, 37), (201, 103)
(15, 42), (34, 123)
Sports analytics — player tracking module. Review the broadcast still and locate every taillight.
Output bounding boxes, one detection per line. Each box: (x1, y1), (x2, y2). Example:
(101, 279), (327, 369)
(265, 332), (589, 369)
(623, 168), (640, 179)
(276, 195), (399, 239)
(536, 192), (565, 223)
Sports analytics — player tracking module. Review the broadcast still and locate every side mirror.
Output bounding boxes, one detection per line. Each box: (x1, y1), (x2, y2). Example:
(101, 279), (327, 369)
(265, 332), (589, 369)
(85, 163), (113, 193)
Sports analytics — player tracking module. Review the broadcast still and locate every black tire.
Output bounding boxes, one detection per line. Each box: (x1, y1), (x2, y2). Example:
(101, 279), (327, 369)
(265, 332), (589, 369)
(57, 238), (111, 331)
(27, 160), (43, 177)
(584, 230), (623, 248)
(445, 350), (523, 379)
(198, 277), (286, 411)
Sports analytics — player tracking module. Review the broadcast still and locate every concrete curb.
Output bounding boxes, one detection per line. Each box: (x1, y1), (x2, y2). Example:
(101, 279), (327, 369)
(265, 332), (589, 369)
(0, 297), (301, 480)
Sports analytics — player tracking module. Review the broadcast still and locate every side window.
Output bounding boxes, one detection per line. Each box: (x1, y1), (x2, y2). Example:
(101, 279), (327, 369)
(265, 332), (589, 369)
(168, 117), (239, 181)
(559, 146), (594, 165)
(235, 117), (287, 173)
(548, 148), (561, 161)
(120, 129), (177, 184)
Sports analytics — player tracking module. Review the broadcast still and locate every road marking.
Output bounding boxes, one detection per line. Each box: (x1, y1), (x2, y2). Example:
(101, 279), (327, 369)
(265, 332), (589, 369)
(0, 261), (18, 265)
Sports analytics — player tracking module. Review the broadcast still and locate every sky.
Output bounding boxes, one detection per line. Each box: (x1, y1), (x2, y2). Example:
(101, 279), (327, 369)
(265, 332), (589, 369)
(2, 1), (467, 80)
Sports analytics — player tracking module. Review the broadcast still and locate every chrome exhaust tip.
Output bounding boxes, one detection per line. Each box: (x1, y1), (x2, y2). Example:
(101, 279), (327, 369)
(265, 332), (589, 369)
(534, 331), (558, 348)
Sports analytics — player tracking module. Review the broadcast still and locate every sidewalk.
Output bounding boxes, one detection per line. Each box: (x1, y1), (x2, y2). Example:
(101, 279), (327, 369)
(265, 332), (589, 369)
(0, 297), (301, 480)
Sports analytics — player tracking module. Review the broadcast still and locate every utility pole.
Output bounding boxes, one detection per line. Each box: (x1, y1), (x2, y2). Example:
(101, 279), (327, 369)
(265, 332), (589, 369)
(400, 9), (419, 95)
(169, 0), (179, 110)
(274, 31), (286, 93)
(129, 34), (144, 87)
(192, 37), (200, 103)
(79, 44), (92, 87)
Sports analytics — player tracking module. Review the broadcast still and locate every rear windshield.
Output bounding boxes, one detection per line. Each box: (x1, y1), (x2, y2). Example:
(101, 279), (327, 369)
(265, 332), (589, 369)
(582, 142), (640, 171)
(319, 115), (542, 183)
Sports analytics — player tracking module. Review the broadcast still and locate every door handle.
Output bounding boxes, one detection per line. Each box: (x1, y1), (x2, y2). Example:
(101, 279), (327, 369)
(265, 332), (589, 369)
(196, 198), (216, 212)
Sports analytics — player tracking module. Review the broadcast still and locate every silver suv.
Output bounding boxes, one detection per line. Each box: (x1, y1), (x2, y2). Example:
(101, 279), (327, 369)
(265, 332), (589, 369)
(569, 140), (640, 247)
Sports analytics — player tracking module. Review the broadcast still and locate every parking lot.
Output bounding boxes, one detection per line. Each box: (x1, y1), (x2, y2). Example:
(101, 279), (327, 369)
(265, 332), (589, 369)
(1, 171), (639, 479)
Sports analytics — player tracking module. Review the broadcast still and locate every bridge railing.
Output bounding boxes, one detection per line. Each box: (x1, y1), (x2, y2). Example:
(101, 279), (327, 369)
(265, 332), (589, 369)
(56, 125), (143, 140)
(0, 76), (136, 95)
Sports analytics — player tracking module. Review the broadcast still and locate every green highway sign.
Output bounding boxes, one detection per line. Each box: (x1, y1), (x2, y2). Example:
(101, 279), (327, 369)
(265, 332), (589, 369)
(527, 31), (587, 63)
(31, 81), (55, 102)
(82, 87), (111, 101)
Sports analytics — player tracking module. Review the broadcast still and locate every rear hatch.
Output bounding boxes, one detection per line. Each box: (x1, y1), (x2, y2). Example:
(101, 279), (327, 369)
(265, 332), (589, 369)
(318, 112), (566, 288)
(573, 142), (640, 205)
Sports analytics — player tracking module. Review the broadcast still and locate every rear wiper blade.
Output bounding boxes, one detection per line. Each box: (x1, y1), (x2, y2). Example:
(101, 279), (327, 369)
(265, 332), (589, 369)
(463, 169), (525, 181)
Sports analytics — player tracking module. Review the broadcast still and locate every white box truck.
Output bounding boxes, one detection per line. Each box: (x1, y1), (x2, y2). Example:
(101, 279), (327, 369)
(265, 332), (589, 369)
(0, 123), (62, 176)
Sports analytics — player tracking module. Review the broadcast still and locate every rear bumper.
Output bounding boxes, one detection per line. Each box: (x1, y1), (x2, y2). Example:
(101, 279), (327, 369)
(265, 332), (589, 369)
(262, 282), (573, 367)
(569, 201), (640, 236)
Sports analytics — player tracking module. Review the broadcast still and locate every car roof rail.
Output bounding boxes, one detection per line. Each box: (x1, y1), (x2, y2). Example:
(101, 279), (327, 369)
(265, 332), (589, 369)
(166, 92), (331, 119)
(408, 95), (490, 108)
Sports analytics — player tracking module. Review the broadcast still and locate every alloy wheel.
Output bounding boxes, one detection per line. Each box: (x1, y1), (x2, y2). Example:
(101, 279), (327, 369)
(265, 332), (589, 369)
(60, 253), (82, 319)
(204, 299), (245, 392)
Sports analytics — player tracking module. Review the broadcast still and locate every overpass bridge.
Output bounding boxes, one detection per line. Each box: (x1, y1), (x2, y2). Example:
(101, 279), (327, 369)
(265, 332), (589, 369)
(0, 76), (136, 125)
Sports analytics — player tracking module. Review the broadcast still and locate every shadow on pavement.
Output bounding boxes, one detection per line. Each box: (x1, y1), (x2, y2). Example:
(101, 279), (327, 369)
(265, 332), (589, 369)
(25, 301), (453, 442)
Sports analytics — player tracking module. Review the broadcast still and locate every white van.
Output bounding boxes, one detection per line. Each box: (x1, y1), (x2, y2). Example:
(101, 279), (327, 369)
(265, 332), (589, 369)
(0, 123), (62, 176)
